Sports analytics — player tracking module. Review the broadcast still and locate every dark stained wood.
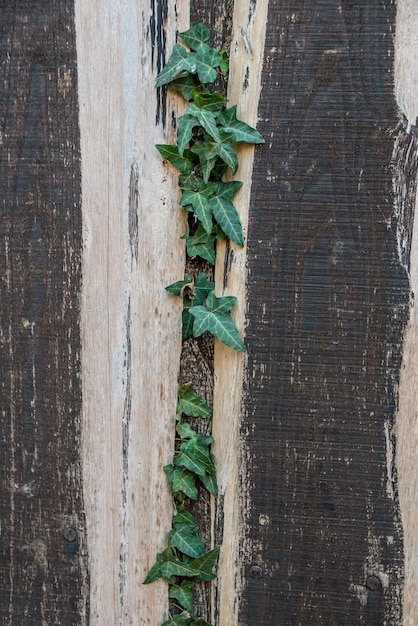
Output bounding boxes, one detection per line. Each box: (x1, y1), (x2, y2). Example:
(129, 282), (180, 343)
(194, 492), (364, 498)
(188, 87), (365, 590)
(242, 1), (410, 624)
(0, 2), (87, 623)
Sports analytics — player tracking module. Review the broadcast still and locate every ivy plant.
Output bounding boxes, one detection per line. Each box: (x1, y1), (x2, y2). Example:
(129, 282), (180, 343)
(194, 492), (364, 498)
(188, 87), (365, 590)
(145, 19), (264, 626)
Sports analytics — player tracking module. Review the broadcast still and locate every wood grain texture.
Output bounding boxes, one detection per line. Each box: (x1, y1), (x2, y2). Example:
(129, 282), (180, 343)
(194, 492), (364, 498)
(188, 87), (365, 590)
(241, 1), (408, 624)
(0, 2), (88, 623)
(75, 1), (188, 623)
(394, 3), (418, 624)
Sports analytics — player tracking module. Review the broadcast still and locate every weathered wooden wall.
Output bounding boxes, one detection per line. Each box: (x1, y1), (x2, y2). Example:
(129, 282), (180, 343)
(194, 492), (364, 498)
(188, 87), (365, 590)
(2, 1), (418, 625)
(0, 3), (88, 623)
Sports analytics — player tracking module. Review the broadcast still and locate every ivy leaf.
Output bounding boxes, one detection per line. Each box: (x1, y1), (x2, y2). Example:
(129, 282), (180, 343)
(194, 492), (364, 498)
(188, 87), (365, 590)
(190, 291), (245, 352)
(143, 547), (173, 584)
(191, 621), (215, 626)
(178, 171), (201, 191)
(217, 105), (265, 144)
(186, 225), (216, 264)
(160, 553), (197, 579)
(170, 74), (201, 100)
(177, 436), (216, 476)
(192, 273), (215, 305)
(164, 464), (198, 500)
(182, 309), (194, 340)
(166, 274), (193, 296)
(189, 142), (217, 183)
(177, 422), (197, 439)
(169, 581), (195, 613)
(216, 180), (243, 201)
(187, 104), (221, 143)
(161, 612), (192, 626)
(212, 139), (238, 172)
(219, 50), (229, 75)
(194, 44), (222, 84)
(156, 145), (195, 173)
(199, 469), (218, 497)
(177, 114), (198, 156)
(156, 44), (197, 87)
(180, 21), (211, 50)
(190, 547), (220, 581)
(180, 182), (217, 233)
(177, 385), (212, 418)
(192, 90), (227, 112)
(169, 525), (205, 558)
(173, 507), (200, 533)
(209, 196), (243, 247)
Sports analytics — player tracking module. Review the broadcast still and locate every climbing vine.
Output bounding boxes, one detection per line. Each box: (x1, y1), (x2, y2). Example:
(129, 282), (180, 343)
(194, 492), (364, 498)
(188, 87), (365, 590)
(144, 20), (264, 626)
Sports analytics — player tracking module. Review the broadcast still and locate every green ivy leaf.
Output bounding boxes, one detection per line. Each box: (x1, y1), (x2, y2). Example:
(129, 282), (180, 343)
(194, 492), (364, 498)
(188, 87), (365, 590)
(161, 612), (192, 626)
(176, 436), (216, 477)
(180, 182), (217, 234)
(169, 525), (205, 558)
(178, 171), (201, 191)
(169, 581), (195, 613)
(182, 309), (194, 340)
(190, 291), (245, 352)
(166, 274), (194, 297)
(170, 74), (201, 100)
(173, 507), (200, 533)
(219, 50), (229, 75)
(143, 547), (173, 584)
(212, 139), (238, 172)
(177, 385), (212, 418)
(186, 225), (216, 265)
(160, 553), (197, 579)
(216, 180), (243, 201)
(186, 104), (221, 143)
(209, 195), (243, 246)
(192, 273), (215, 306)
(180, 21), (211, 50)
(199, 469), (218, 497)
(156, 44), (197, 87)
(177, 422), (197, 439)
(164, 464), (198, 500)
(189, 142), (217, 183)
(156, 145), (195, 173)
(217, 105), (265, 144)
(194, 45), (222, 84)
(177, 114), (198, 156)
(192, 90), (227, 112)
(189, 547), (220, 581)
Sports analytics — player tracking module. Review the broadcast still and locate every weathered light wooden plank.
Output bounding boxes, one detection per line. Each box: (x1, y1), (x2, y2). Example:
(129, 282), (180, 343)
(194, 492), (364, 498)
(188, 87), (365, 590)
(0, 2), (88, 622)
(75, 2), (187, 623)
(394, 3), (418, 625)
(210, 2), (268, 624)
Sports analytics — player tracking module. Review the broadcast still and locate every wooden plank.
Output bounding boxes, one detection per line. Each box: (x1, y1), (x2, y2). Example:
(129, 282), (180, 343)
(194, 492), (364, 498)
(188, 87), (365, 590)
(75, 1), (188, 623)
(0, 2), (88, 623)
(239, 1), (408, 623)
(394, 3), (418, 625)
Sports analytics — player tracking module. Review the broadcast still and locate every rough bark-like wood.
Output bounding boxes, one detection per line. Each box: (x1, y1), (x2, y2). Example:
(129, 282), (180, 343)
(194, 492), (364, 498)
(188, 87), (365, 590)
(240, 2), (409, 624)
(75, 1), (187, 623)
(0, 2), (88, 623)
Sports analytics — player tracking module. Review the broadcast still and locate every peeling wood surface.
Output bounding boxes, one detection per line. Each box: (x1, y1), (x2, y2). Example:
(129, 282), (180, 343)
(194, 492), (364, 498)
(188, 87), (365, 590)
(0, 2), (88, 623)
(395, 3), (418, 624)
(75, 1), (188, 623)
(240, 1), (409, 624)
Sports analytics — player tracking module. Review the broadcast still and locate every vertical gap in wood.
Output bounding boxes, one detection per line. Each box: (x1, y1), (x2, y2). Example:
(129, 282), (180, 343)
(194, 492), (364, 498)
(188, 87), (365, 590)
(76, 1), (188, 623)
(395, 3), (418, 623)
(211, 2), (269, 624)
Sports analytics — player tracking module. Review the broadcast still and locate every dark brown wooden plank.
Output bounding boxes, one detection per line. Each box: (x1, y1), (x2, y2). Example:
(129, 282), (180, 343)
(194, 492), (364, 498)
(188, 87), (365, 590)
(242, 2), (409, 624)
(0, 2), (87, 622)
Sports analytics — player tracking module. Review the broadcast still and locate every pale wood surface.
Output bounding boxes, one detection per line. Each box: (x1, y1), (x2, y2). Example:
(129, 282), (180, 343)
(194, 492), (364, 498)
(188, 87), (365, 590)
(211, 2), (268, 624)
(395, 3), (418, 624)
(75, 2), (187, 623)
